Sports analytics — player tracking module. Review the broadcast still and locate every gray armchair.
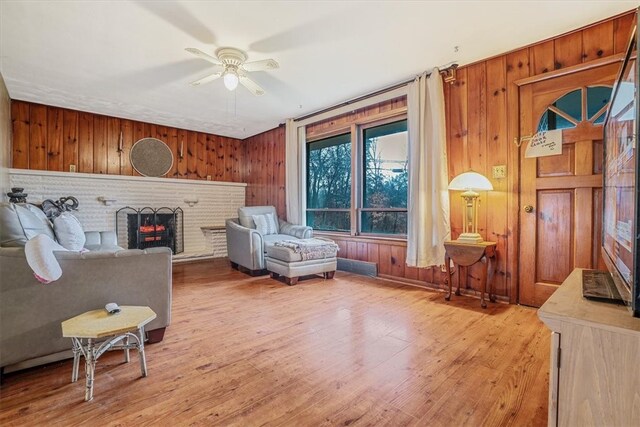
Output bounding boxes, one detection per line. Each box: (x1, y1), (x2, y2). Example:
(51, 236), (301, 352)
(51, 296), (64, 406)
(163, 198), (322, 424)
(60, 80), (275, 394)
(226, 206), (312, 274)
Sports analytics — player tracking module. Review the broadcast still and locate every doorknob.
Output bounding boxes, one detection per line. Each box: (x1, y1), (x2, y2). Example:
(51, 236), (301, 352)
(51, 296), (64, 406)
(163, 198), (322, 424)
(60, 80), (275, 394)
(524, 205), (534, 213)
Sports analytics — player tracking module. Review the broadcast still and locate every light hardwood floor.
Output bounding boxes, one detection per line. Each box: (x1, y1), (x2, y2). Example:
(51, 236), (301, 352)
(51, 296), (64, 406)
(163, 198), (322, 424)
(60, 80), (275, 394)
(0, 260), (549, 426)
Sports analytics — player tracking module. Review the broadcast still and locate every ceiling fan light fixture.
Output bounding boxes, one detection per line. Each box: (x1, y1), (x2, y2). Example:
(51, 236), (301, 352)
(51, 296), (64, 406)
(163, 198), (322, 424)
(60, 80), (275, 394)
(223, 69), (239, 91)
(186, 46), (275, 96)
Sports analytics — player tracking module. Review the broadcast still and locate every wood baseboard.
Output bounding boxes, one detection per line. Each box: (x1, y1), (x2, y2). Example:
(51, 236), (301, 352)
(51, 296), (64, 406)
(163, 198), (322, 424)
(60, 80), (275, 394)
(377, 274), (510, 303)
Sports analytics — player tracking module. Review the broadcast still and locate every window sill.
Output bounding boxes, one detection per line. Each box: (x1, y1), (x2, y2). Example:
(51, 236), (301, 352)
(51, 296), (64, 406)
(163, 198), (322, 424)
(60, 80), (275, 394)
(314, 231), (407, 246)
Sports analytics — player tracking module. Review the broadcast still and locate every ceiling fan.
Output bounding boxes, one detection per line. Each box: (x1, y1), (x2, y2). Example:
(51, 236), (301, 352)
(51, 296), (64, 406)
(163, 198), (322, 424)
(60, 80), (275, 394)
(185, 47), (279, 96)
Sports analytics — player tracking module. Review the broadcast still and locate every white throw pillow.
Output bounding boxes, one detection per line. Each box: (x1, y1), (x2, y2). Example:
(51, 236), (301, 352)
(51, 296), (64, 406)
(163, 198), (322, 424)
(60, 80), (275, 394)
(53, 212), (86, 251)
(20, 204), (56, 241)
(25, 234), (68, 284)
(252, 213), (278, 235)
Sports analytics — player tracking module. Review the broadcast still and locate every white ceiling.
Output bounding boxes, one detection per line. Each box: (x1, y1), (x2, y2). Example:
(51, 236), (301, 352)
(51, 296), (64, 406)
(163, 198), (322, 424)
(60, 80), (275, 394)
(0, 1), (636, 139)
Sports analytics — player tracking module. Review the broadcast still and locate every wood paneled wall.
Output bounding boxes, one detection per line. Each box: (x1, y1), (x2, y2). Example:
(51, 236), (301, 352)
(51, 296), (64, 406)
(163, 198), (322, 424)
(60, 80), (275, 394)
(445, 11), (634, 301)
(242, 11), (635, 300)
(11, 101), (244, 182)
(244, 125), (286, 219)
(306, 97), (408, 138)
(9, 12), (635, 299)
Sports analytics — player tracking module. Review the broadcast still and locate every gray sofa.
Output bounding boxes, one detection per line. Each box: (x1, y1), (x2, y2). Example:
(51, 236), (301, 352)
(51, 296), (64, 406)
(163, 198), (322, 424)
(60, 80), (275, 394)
(226, 206), (312, 273)
(0, 203), (172, 374)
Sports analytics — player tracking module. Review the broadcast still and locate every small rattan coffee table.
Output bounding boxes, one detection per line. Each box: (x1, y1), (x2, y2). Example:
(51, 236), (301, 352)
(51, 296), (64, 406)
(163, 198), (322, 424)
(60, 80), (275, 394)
(61, 306), (156, 401)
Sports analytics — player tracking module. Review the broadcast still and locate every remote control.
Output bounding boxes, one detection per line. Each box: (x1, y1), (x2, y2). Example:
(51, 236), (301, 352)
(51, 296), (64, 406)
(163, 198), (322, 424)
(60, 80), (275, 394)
(105, 303), (121, 314)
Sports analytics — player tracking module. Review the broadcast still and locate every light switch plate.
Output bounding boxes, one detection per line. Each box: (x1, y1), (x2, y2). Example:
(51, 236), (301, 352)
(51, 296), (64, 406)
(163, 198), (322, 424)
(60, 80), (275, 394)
(69, 164), (76, 172)
(492, 165), (506, 179)
(206, 175), (212, 181)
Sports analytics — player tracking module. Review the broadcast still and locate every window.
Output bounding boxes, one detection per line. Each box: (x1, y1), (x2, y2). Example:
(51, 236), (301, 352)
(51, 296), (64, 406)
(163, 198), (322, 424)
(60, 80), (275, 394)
(306, 133), (351, 232)
(537, 85), (612, 132)
(306, 118), (408, 236)
(361, 120), (408, 234)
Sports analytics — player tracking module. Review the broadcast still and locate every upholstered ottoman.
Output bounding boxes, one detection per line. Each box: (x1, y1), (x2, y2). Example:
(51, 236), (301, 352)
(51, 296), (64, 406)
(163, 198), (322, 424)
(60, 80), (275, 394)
(265, 238), (338, 285)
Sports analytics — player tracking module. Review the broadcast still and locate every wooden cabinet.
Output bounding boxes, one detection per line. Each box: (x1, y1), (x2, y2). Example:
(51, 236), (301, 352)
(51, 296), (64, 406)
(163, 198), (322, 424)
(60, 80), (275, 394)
(538, 269), (640, 427)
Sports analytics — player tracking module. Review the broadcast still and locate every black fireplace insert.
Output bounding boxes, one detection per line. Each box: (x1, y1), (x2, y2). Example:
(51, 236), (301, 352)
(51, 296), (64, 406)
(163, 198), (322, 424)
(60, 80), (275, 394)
(116, 207), (184, 254)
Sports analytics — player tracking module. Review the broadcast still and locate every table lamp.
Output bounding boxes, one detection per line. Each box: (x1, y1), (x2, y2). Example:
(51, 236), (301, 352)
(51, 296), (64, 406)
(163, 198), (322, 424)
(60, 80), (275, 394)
(448, 171), (493, 243)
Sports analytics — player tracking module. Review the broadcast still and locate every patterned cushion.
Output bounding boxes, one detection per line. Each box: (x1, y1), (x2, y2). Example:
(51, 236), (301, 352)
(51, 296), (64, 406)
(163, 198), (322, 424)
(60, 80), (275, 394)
(252, 213), (278, 235)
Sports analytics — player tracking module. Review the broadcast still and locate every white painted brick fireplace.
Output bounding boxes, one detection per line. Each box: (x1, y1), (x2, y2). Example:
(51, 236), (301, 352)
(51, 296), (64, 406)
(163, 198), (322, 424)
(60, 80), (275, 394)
(9, 169), (246, 261)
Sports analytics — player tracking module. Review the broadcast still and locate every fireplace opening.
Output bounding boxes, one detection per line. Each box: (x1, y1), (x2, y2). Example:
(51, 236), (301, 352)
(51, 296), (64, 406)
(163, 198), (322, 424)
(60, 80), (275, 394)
(116, 207), (184, 254)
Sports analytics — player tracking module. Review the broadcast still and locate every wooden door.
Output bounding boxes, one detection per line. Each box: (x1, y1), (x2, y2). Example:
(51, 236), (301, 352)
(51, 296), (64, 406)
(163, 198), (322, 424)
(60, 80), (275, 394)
(518, 63), (619, 307)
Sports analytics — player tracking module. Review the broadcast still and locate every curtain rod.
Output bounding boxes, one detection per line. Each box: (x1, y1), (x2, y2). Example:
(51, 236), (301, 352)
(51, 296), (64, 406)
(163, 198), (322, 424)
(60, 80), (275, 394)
(294, 62), (458, 123)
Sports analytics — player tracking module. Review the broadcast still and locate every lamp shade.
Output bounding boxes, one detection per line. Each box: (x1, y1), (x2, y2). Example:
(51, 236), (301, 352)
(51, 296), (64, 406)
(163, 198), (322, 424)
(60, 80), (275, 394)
(448, 171), (493, 191)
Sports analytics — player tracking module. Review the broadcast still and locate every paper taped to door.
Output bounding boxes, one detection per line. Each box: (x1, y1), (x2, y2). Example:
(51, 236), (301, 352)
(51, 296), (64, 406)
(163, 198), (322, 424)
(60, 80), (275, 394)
(525, 129), (563, 158)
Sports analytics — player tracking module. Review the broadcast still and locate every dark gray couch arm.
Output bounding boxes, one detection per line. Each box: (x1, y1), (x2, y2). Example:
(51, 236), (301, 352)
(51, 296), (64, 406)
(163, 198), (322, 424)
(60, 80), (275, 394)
(279, 220), (313, 239)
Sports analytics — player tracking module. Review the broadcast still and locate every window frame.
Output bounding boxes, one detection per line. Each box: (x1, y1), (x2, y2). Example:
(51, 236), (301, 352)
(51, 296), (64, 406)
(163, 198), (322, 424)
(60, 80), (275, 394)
(305, 112), (408, 238)
(357, 116), (409, 238)
(305, 130), (353, 233)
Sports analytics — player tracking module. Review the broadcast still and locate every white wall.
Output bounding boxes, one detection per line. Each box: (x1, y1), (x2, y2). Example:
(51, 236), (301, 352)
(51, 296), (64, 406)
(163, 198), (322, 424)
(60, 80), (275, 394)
(9, 169), (245, 260)
(0, 73), (10, 197)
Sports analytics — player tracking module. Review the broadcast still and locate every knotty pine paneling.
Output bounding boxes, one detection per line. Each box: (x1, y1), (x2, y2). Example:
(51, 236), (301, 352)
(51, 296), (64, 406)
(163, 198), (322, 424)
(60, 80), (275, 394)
(11, 101), (29, 169)
(186, 130), (197, 179)
(614, 14), (635, 53)
(131, 120), (145, 177)
(583, 20), (614, 62)
(306, 97), (407, 139)
(120, 119), (134, 176)
(92, 115), (108, 174)
(106, 117), (120, 175)
(240, 10), (635, 299)
(10, 100), (243, 183)
(10, 11), (635, 299)
(166, 127), (179, 179)
(505, 47), (530, 302)
(62, 109), (78, 173)
(196, 132), (207, 180)
(29, 103), (47, 170)
(243, 125), (286, 219)
(440, 10), (634, 301)
(77, 111), (94, 173)
(554, 31), (583, 70)
(176, 129), (188, 179)
(46, 106), (63, 172)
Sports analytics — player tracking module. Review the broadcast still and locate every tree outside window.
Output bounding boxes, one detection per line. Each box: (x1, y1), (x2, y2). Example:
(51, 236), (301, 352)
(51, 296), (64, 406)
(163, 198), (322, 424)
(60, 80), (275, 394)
(306, 133), (351, 231)
(306, 118), (408, 236)
(362, 120), (408, 235)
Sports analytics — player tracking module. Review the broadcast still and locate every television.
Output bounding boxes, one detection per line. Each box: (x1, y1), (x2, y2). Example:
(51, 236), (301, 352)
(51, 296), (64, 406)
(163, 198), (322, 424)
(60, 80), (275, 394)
(602, 15), (640, 317)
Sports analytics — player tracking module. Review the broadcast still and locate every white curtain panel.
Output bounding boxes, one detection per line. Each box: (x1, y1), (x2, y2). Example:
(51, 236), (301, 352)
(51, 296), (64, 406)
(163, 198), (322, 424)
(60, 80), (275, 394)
(406, 70), (451, 268)
(285, 119), (304, 225)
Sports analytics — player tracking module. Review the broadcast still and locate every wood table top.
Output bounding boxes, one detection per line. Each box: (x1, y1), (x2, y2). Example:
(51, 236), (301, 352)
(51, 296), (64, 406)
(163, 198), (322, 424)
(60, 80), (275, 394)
(444, 240), (497, 248)
(61, 306), (156, 339)
(538, 268), (640, 336)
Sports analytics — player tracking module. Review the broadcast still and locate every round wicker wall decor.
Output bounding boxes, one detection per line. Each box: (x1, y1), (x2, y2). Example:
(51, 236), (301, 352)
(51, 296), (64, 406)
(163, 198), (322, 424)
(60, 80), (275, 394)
(130, 138), (174, 177)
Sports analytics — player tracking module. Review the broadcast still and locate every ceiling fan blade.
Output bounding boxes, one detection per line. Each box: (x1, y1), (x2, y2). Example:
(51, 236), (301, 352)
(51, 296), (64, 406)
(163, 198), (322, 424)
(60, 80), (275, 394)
(239, 74), (265, 96)
(190, 72), (223, 86)
(185, 47), (221, 65)
(241, 59), (279, 72)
